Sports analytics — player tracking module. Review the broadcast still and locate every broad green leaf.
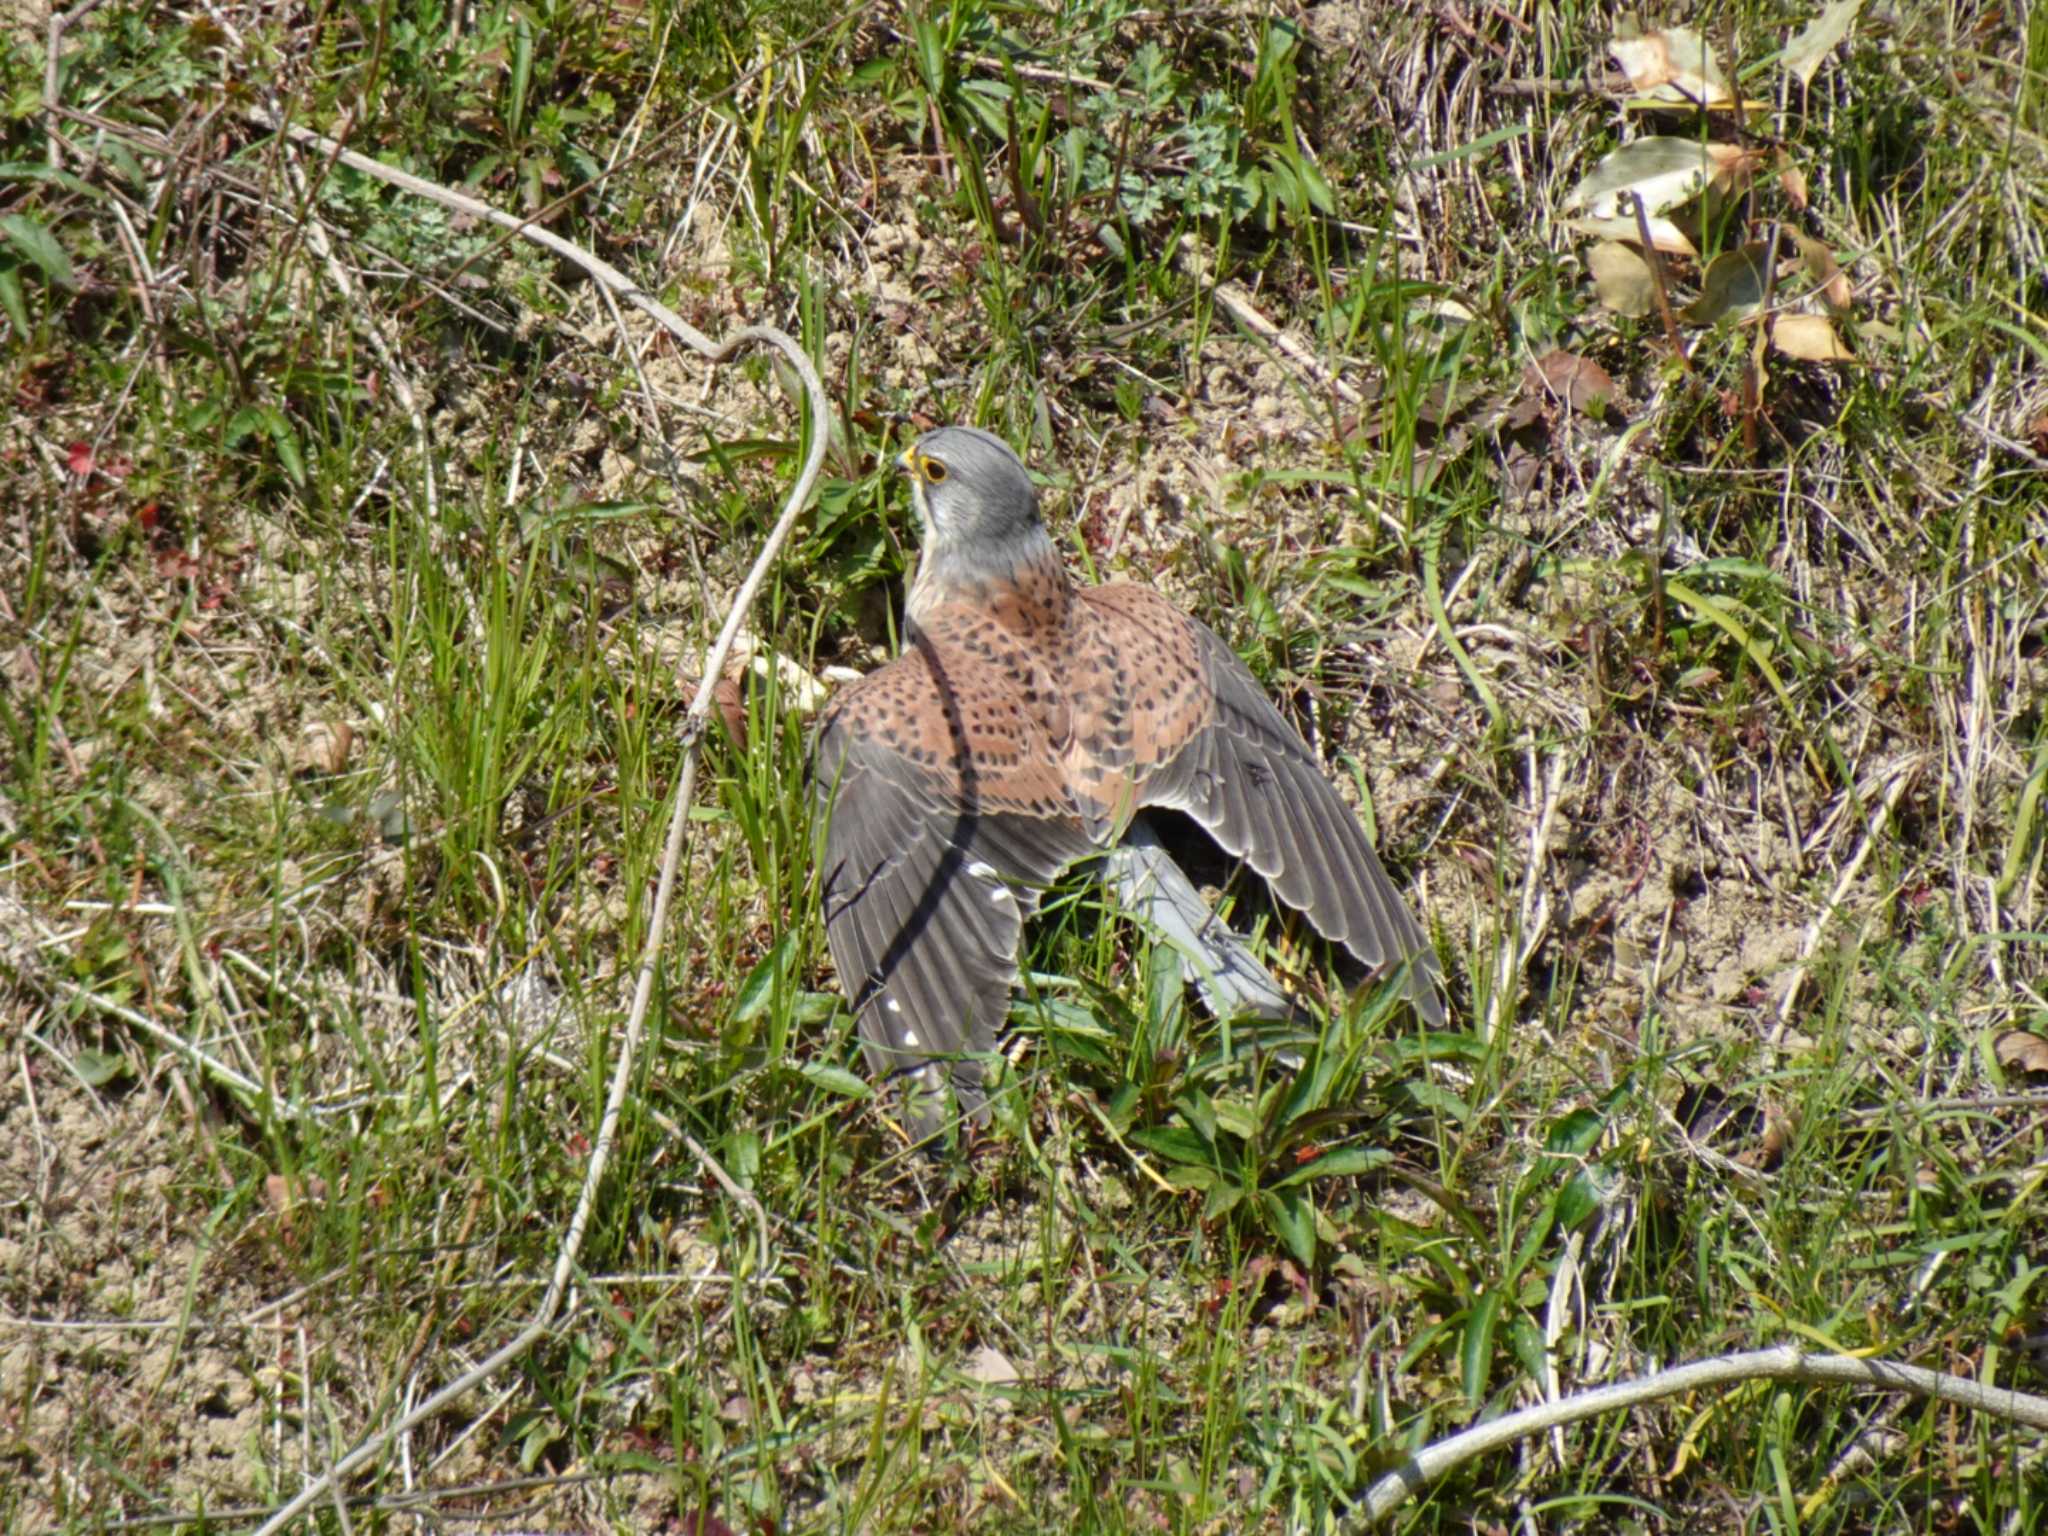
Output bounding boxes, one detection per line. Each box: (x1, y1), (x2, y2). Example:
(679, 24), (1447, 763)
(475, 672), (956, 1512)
(0, 266), (26, 333)
(0, 213), (76, 290)
(796, 1062), (870, 1099)
(1209, 1095), (1261, 1141)
(731, 933), (795, 1024)
(1261, 1188), (1316, 1267)
(1556, 1167), (1608, 1231)
(1400, 1078), (1475, 1123)
(1202, 1180), (1246, 1220)
(1273, 1144), (1392, 1189)
(1509, 1317), (1550, 1383)
(1460, 1290), (1504, 1403)
(1546, 1107), (1607, 1155)
(72, 1048), (130, 1086)
(1173, 1088), (1219, 1146)
(261, 405), (306, 487)
(1131, 1124), (1216, 1167)
(723, 1128), (761, 1185)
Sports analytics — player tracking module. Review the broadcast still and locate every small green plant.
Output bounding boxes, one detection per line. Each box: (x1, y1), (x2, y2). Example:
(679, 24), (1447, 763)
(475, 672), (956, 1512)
(881, 1), (1334, 257)
(1113, 972), (1443, 1269)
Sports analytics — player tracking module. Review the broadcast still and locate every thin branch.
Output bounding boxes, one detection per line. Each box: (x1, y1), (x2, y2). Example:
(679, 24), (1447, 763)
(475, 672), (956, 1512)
(239, 110), (827, 1536)
(1351, 1344), (2048, 1526)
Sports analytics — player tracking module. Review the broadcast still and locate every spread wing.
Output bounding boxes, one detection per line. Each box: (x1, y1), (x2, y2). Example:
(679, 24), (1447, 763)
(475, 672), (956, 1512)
(1077, 585), (1444, 1023)
(812, 637), (1096, 1129)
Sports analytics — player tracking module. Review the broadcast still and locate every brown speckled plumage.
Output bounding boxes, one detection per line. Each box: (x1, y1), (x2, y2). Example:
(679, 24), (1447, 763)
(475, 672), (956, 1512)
(814, 427), (1441, 1128)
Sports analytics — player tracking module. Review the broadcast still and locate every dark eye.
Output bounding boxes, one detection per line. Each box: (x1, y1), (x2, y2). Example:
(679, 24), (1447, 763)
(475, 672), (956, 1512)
(922, 457), (948, 484)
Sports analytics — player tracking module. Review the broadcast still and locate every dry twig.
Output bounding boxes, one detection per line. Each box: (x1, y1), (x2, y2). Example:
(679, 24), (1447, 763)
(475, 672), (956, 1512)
(1352, 1344), (2048, 1525)
(237, 107), (828, 1536)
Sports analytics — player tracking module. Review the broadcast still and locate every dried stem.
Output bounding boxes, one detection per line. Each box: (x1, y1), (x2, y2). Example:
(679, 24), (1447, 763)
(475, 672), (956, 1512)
(239, 109), (827, 1536)
(1353, 1344), (2048, 1526)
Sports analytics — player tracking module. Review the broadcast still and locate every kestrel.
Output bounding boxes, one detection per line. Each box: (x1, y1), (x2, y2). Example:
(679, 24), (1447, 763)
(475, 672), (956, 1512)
(814, 426), (1441, 1130)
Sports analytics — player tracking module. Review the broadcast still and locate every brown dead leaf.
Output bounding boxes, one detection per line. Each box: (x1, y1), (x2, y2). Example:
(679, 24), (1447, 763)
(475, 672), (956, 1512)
(1993, 1028), (2048, 1079)
(1771, 313), (1855, 362)
(1525, 350), (1618, 415)
(1501, 439), (1543, 496)
(264, 1173), (331, 1240)
(962, 1344), (1023, 1385)
(1683, 244), (1773, 325)
(713, 673), (747, 745)
(1797, 235), (1855, 312)
(293, 719), (353, 777)
(680, 671), (750, 749)
(1781, 0), (1866, 88)
(1779, 163), (1810, 210)
(1735, 1107), (1794, 1172)
(1564, 215), (1699, 259)
(1609, 24), (1736, 108)
(1588, 240), (1658, 317)
(1565, 138), (1757, 222)
(2026, 413), (2048, 454)
(1678, 1084), (1793, 1172)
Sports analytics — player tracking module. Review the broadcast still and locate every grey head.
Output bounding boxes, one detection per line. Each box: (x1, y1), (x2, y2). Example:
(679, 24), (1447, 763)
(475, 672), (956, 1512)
(899, 426), (1046, 553)
(899, 426), (1056, 620)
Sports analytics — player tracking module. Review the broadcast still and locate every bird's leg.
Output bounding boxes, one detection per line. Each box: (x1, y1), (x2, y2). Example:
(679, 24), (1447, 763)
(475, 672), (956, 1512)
(1091, 816), (1307, 1024)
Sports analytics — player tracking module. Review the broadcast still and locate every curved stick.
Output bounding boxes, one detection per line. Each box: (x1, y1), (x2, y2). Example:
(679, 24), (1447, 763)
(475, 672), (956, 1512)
(1354, 1344), (2048, 1525)
(242, 111), (829, 1536)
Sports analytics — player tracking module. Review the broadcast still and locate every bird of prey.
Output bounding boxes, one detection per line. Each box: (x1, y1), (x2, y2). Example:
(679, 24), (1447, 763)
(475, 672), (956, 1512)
(813, 426), (1441, 1131)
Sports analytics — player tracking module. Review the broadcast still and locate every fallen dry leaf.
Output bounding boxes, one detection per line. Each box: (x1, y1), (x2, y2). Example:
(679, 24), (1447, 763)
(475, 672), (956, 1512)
(1779, 162), (1810, 210)
(1993, 1027), (2048, 1078)
(1525, 349), (1618, 415)
(1564, 214), (1699, 259)
(1782, 0), (1866, 88)
(264, 1173), (331, 1240)
(1564, 137), (1755, 221)
(1683, 244), (1773, 325)
(1588, 239), (1659, 317)
(1795, 235), (1855, 312)
(1735, 1108), (1794, 1172)
(1609, 24), (1736, 108)
(679, 669), (751, 749)
(293, 719), (353, 777)
(713, 673), (747, 745)
(962, 1344), (1023, 1385)
(1771, 313), (1855, 362)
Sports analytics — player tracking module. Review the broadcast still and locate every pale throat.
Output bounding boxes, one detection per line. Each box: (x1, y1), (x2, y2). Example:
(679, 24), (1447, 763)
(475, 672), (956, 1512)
(901, 473), (1069, 634)
(906, 526), (1071, 638)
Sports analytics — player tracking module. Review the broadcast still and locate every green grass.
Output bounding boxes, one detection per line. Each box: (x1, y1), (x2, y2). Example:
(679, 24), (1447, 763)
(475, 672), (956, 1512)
(3, 1), (2047, 1531)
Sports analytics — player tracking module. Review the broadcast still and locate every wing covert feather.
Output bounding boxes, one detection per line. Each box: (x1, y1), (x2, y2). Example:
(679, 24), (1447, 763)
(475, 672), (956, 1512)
(1076, 587), (1443, 1022)
(813, 648), (1095, 1129)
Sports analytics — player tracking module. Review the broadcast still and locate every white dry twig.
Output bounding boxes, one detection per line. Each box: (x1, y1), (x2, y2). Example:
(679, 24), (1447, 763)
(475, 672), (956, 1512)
(1350, 1344), (2048, 1526)
(1770, 755), (1921, 1044)
(239, 106), (827, 1536)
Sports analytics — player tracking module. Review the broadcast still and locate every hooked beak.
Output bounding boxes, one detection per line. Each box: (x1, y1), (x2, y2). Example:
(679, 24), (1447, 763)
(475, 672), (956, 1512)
(899, 447), (931, 530)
